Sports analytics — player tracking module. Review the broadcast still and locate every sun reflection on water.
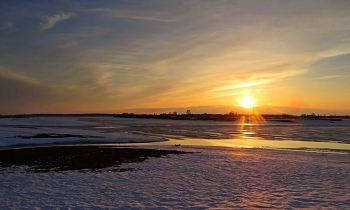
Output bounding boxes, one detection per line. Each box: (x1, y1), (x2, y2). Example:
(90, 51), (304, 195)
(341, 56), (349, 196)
(237, 113), (266, 141)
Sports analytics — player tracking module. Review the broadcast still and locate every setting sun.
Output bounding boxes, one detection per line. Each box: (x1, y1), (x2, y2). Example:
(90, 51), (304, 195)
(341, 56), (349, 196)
(241, 98), (254, 108)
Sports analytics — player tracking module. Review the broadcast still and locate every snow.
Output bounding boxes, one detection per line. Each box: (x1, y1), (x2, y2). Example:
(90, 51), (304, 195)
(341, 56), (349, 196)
(1, 146), (350, 209)
(0, 117), (166, 147)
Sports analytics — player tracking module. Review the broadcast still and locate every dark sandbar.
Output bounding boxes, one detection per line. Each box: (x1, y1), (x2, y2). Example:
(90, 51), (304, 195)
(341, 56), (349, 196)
(0, 146), (190, 173)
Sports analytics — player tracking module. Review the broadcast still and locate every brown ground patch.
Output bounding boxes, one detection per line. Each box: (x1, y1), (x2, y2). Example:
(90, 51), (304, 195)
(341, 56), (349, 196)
(0, 146), (190, 173)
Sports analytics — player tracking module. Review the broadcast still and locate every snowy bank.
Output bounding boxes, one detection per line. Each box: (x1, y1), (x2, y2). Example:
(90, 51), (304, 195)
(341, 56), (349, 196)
(1, 145), (350, 209)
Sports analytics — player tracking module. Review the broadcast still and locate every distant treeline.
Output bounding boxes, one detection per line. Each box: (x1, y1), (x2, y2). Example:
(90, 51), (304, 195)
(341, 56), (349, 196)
(113, 112), (350, 121)
(1, 112), (349, 120)
(0, 113), (114, 118)
(114, 112), (240, 121)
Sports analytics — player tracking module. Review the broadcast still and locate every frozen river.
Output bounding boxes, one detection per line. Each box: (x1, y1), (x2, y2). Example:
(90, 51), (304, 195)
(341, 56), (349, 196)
(1, 116), (350, 153)
(90, 116), (350, 153)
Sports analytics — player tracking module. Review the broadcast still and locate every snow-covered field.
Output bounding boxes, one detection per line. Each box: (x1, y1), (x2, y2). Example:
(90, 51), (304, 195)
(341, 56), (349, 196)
(1, 146), (350, 209)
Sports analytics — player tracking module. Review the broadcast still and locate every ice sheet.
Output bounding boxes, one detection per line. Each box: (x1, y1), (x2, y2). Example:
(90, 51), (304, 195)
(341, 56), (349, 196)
(0, 117), (166, 147)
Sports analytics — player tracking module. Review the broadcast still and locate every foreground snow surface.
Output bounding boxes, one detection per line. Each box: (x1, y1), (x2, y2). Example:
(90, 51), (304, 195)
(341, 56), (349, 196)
(1, 146), (350, 209)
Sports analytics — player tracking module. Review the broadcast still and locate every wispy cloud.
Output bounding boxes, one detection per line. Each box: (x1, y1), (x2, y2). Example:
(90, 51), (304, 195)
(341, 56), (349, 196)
(211, 82), (264, 92)
(0, 67), (42, 85)
(316, 74), (350, 80)
(0, 21), (17, 33)
(209, 69), (306, 94)
(91, 8), (175, 22)
(249, 69), (308, 81)
(0, 21), (13, 30)
(39, 12), (76, 31)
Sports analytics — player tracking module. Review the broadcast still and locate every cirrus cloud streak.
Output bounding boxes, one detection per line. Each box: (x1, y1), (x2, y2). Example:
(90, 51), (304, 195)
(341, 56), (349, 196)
(39, 12), (76, 31)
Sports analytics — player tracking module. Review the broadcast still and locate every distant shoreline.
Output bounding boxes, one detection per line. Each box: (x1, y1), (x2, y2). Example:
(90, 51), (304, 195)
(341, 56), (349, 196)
(1, 113), (349, 120)
(112, 113), (349, 121)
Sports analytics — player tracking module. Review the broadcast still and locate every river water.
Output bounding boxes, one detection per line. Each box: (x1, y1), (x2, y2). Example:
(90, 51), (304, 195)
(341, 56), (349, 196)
(88, 116), (350, 153)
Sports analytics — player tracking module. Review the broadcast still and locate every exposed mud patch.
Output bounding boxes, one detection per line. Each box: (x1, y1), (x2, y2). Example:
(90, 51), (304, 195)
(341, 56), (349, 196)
(0, 146), (191, 173)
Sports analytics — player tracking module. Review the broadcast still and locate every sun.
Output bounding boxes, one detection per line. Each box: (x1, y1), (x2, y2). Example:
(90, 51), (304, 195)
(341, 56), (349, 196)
(240, 98), (254, 108)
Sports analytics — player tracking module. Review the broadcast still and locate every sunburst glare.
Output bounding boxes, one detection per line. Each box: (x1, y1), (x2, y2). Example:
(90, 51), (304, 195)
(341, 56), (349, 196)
(240, 98), (254, 108)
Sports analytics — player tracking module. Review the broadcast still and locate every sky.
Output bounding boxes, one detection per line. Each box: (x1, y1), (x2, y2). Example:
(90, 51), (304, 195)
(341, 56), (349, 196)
(1, 0), (350, 115)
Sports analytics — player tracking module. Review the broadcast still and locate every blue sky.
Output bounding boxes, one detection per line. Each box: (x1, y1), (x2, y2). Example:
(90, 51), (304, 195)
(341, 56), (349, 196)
(1, 0), (350, 114)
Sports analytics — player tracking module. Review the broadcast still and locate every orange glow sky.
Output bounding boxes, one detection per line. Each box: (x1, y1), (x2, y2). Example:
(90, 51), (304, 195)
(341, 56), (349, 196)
(1, 1), (350, 115)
